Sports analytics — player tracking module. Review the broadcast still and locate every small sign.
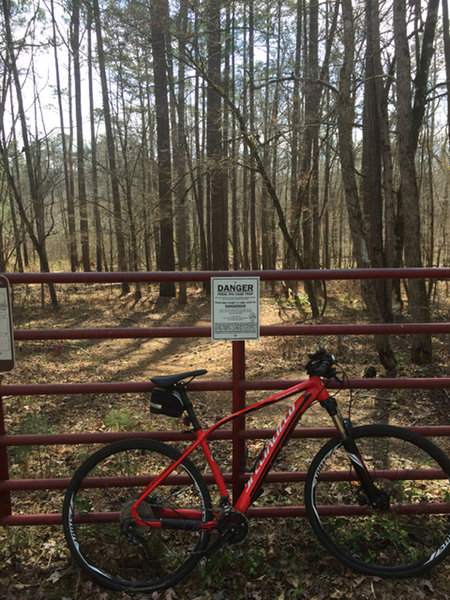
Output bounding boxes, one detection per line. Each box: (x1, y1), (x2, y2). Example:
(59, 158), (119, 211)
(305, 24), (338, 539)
(0, 276), (15, 372)
(211, 277), (260, 341)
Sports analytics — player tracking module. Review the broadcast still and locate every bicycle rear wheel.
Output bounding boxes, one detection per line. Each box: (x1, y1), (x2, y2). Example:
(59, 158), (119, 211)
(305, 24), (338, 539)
(305, 424), (450, 578)
(63, 438), (212, 592)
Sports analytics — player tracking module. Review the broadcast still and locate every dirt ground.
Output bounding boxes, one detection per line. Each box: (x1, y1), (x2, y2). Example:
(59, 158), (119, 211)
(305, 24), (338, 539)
(0, 281), (449, 600)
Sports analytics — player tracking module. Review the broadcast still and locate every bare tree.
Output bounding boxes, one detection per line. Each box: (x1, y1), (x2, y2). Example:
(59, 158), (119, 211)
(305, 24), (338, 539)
(336, 0), (399, 369)
(393, 0), (438, 363)
(92, 0), (129, 294)
(1, 0), (57, 305)
(86, 5), (103, 272)
(70, 0), (90, 272)
(361, 0), (396, 369)
(50, 0), (77, 272)
(150, 0), (176, 296)
(206, 0), (228, 271)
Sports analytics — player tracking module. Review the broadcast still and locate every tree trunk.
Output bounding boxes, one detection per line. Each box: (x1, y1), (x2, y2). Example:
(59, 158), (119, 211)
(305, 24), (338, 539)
(248, 0), (258, 269)
(93, 0), (129, 294)
(71, 0), (91, 272)
(170, 0), (189, 304)
(193, 41), (208, 272)
(8, 187), (24, 272)
(230, 5), (240, 270)
(287, 0), (302, 272)
(150, 0), (176, 297)
(443, 0), (450, 136)
(300, 0), (319, 273)
(207, 0), (228, 271)
(393, 0), (432, 363)
(337, 0), (396, 369)
(8, 106), (25, 273)
(362, 0), (396, 369)
(261, 0), (277, 273)
(51, 0), (77, 272)
(87, 6), (103, 272)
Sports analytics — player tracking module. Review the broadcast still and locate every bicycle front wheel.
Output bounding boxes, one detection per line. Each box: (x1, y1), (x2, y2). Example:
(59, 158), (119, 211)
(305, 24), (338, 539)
(305, 424), (450, 578)
(63, 438), (212, 592)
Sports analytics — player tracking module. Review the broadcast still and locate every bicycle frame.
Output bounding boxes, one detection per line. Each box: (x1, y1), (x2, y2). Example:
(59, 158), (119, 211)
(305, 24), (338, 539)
(130, 375), (331, 529)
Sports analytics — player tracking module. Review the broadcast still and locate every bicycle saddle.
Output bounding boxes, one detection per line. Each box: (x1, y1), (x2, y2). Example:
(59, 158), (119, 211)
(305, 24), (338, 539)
(150, 369), (207, 389)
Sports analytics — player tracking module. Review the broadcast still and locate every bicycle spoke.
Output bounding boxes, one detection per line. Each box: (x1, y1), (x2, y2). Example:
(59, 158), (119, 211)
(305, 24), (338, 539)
(306, 425), (450, 577)
(63, 439), (212, 592)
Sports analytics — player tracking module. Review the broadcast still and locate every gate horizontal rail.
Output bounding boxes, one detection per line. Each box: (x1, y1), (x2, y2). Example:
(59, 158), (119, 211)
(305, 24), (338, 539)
(1, 268), (449, 525)
(1, 376), (449, 397)
(6, 266), (450, 284)
(13, 322), (450, 340)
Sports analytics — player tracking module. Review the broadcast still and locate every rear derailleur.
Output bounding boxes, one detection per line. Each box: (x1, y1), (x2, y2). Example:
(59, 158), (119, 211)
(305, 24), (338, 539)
(119, 497), (158, 561)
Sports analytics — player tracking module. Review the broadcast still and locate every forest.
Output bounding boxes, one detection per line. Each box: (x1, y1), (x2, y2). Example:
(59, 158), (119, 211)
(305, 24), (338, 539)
(0, 1), (449, 353)
(0, 4), (449, 597)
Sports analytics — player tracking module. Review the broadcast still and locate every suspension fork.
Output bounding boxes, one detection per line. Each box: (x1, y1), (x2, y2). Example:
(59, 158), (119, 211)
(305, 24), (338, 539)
(320, 398), (389, 510)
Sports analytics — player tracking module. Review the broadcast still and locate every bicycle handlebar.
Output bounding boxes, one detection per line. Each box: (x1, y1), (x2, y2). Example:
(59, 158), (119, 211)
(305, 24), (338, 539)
(305, 349), (337, 379)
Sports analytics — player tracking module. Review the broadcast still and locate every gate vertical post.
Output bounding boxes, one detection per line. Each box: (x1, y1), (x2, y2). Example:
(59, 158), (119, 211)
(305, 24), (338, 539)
(0, 393), (12, 521)
(232, 340), (246, 503)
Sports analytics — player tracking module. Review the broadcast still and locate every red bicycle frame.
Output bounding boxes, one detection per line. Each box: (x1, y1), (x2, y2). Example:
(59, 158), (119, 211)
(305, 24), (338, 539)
(130, 375), (331, 528)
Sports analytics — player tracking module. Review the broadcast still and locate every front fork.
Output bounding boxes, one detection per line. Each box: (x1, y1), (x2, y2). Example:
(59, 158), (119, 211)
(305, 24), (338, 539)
(321, 398), (390, 510)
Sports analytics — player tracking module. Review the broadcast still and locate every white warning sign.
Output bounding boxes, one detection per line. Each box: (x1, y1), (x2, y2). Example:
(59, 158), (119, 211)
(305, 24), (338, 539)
(211, 277), (260, 341)
(0, 276), (15, 371)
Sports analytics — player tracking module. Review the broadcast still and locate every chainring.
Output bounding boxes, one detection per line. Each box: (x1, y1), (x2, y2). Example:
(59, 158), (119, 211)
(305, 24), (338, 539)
(217, 510), (249, 544)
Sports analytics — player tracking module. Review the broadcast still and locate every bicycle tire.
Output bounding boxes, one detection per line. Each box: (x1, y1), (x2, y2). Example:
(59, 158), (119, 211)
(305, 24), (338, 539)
(63, 438), (213, 592)
(305, 424), (450, 578)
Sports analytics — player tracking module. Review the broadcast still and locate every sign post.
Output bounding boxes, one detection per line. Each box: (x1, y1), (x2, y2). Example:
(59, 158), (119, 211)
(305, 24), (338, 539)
(211, 277), (259, 499)
(0, 276), (15, 372)
(211, 277), (260, 341)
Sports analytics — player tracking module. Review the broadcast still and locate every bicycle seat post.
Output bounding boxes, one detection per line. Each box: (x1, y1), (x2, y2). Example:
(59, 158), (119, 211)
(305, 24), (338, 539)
(178, 385), (202, 432)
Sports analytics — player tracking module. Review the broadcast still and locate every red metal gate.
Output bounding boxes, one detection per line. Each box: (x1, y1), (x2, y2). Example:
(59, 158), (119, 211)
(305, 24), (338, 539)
(0, 268), (449, 524)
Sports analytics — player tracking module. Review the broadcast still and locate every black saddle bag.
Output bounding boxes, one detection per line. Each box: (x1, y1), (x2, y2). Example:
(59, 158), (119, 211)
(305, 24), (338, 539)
(150, 387), (184, 418)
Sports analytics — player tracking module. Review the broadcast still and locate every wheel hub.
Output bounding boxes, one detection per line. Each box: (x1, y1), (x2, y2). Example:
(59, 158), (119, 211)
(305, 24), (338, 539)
(119, 498), (156, 544)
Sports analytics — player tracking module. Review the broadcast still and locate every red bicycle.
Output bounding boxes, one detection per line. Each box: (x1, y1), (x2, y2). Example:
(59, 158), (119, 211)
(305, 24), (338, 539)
(63, 349), (450, 592)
